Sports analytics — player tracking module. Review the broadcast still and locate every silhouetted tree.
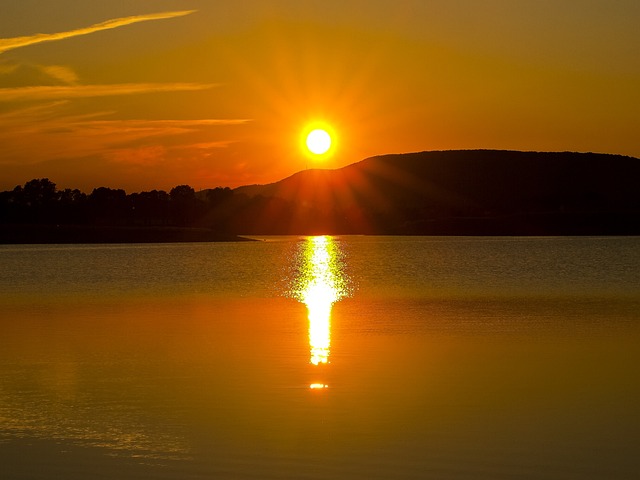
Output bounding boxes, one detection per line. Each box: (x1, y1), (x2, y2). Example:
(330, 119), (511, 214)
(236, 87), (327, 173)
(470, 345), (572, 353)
(206, 187), (233, 207)
(170, 185), (203, 226)
(129, 190), (170, 225)
(0, 189), (19, 223)
(89, 187), (128, 225)
(22, 178), (57, 206)
(57, 188), (88, 224)
(169, 185), (196, 201)
(0, 179), (58, 223)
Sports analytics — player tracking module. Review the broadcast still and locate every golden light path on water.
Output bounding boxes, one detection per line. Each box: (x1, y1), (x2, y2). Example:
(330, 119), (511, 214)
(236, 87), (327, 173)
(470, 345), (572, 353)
(289, 236), (350, 388)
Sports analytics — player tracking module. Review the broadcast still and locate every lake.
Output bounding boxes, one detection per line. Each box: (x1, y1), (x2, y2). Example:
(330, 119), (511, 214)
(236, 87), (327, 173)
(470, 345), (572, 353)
(1, 236), (639, 479)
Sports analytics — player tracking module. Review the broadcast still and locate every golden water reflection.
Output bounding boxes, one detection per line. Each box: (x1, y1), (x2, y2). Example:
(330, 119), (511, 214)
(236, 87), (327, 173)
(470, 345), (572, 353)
(289, 236), (350, 369)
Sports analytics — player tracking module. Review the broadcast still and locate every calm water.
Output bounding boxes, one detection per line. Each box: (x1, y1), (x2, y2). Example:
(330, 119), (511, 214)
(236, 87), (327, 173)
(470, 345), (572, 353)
(1, 236), (639, 479)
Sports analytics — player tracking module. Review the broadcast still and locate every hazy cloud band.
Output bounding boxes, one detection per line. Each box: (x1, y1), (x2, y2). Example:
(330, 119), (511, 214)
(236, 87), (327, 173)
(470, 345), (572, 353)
(0, 10), (196, 54)
(0, 83), (216, 101)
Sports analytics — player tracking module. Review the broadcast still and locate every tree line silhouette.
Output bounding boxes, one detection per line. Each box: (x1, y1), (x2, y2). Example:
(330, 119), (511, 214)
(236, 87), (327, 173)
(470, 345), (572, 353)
(0, 178), (267, 242)
(0, 178), (230, 227)
(0, 178), (321, 241)
(2, 150), (640, 241)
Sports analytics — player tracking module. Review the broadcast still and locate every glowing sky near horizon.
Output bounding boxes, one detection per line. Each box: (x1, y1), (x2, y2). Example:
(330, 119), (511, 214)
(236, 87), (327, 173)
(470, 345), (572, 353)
(0, 0), (638, 192)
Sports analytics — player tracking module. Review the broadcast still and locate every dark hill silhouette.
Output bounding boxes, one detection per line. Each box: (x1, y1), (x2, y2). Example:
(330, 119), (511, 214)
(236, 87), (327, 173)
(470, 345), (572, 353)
(3, 150), (639, 241)
(230, 150), (640, 235)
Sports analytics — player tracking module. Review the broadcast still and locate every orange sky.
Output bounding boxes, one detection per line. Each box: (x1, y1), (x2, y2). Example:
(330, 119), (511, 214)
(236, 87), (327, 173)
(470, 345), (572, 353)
(1, 0), (638, 192)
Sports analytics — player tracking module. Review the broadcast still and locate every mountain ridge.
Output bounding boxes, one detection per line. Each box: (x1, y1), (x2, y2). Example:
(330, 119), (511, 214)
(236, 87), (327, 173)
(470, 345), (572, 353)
(224, 149), (640, 235)
(3, 149), (639, 239)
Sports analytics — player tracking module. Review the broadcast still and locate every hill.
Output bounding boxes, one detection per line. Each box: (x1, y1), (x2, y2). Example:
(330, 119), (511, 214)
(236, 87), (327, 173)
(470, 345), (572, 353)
(4, 150), (639, 239)
(229, 150), (640, 235)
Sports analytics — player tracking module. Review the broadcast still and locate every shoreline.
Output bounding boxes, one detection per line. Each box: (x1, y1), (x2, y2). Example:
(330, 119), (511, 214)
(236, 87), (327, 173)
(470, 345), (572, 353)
(0, 225), (254, 244)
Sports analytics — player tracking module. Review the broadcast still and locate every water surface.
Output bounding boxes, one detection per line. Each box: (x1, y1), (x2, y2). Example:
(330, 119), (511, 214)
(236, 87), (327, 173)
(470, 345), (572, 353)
(1, 236), (639, 479)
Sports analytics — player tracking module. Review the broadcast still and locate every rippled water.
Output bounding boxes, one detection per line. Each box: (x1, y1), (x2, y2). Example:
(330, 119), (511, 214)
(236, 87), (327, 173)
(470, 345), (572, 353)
(1, 236), (639, 479)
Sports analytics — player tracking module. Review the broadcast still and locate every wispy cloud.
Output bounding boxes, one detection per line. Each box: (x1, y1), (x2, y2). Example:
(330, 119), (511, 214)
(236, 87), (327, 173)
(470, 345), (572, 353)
(0, 8), (249, 186)
(0, 63), (19, 75)
(0, 82), (217, 101)
(0, 10), (196, 54)
(49, 118), (251, 145)
(82, 118), (250, 132)
(0, 103), (250, 165)
(105, 141), (236, 166)
(40, 65), (79, 84)
(0, 60), (81, 86)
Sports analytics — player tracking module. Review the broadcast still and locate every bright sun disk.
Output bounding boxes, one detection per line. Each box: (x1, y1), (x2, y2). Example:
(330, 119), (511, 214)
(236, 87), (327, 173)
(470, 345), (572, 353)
(306, 129), (332, 155)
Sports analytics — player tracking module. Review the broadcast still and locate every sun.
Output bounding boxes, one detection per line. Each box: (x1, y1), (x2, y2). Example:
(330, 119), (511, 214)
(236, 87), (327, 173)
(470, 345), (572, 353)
(306, 129), (332, 155)
(300, 122), (336, 159)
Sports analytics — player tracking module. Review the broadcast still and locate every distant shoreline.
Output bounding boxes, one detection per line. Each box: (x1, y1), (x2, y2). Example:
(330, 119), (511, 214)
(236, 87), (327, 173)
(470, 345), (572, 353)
(4, 151), (640, 239)
(2, 222), (639, 244)
(0, 225), (254, 244)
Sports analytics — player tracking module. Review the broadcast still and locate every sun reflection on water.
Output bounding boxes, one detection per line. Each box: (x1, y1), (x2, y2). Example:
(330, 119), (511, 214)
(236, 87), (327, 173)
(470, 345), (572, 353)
(289, 236), (350, 372)
(309, 383), (329, 389)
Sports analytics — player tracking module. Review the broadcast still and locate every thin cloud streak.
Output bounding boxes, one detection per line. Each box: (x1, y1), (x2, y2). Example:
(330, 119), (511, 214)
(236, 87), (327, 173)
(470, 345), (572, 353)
(0, 83), (217, 101)
(84, 119), (251, 129)
(0, 106), (250, 165)
(45, 118), (252, 143)
(0, 10), (196, 54)
(105, 140), (235, 166)
(40, 65), (79, 84)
